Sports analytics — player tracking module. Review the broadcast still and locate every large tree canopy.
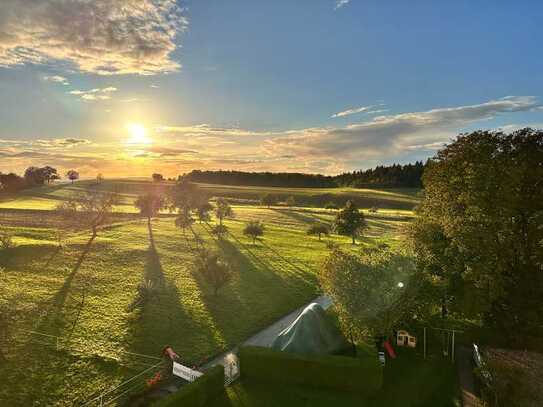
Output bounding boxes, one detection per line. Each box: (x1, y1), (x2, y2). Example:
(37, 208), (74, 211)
(410, 128), (543, 339)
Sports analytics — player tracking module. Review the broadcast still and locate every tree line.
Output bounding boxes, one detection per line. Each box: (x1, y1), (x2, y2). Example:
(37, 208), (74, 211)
(0, 166), (88, 193)
(183, 163), (425, 189)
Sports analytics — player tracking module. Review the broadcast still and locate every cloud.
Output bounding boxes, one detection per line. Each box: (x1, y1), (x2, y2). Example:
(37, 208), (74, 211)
(43, 75), (69, 85)
(268, 96), (542, 160)
(68, 87), (118, 101)
(0, 0), (187, 75)
(334, 0), (351, 10)
(331, 104), (384, 118)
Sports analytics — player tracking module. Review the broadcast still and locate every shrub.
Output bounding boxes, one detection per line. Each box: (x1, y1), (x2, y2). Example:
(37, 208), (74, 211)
(127, 280), (157, 312)
(195, 250), (232, 295)
(211, 224), (228, 239)
(239, 346), (382, 395)
(306, 223), (330, 241)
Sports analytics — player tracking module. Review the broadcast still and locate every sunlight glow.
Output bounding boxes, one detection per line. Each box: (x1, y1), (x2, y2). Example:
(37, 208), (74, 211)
(126, 123), (151, 145)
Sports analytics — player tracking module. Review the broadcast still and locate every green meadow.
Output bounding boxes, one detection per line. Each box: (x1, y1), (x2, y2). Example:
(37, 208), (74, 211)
(0, 180), (416, 406)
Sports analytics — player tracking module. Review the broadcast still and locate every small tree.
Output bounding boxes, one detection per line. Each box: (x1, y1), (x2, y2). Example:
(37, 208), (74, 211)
(56, 189), (119, 239)
(243, 221), (265, 244)
(333, 200), (367, 244)
(66, 170), (79, 184)
(195, 250), (232, 296)
(196, 202), (213, 223)
(134, 192), (165, 227)
(260, 193), (276, 208)
(152, 173), (164, 182)
(96, 173), (104, 184)
(285, 196), (296, 207)
(175, 211), (195, 236)
(307, 223), (330, 241)
(215, 198), (233, 227)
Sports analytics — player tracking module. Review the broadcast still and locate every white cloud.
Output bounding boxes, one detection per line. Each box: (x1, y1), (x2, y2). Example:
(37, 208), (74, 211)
(43, 75), (69, 85)
(0, 0), (187, 75)
(68, 87), (118, 101)
(334, 0), (351, 10)
(331, 104), (384, 118)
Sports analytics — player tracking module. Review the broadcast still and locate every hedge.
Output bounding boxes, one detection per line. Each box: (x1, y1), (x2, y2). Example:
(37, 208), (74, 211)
(238, 346), (382, 395)
(155, 365), (225, 407)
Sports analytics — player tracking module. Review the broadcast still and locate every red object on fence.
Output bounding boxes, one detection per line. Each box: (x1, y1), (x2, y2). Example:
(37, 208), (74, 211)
(163, 346), (179, 361)
(384, 340), (396, 359)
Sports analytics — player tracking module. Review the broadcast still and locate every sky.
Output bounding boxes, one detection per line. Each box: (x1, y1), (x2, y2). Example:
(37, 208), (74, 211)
(1, 0), (542, 177)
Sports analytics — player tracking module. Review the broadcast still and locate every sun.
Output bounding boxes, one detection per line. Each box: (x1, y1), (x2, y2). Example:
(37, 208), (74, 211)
(126, 123), (151, 145)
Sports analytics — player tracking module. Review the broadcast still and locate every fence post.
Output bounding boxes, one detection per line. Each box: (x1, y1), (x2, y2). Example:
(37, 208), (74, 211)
(423, 327), (427, 360)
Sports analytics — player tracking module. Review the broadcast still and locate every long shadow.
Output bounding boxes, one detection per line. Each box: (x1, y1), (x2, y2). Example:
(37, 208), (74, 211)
(125, 221), (219, 369)
(195, 224), (315, 350)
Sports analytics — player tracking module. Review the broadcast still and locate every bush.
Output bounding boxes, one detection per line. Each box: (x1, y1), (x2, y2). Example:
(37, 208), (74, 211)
(238, 346), (382, 395)
(155, 365), (225, 407)
(243, 220), (265, 244)
(127, 280), (157, 312)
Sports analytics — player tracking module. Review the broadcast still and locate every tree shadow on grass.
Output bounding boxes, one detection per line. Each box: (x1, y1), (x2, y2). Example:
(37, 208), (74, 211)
(271, 208), (320, 226)
(125, 222), (220, 368)
(194, 224), (315, 353)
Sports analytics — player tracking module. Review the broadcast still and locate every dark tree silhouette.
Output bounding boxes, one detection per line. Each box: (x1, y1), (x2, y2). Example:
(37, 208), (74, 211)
(243, 220), (265, 244)
(307, 223), (330, 241)
(333, 200), (367, 244)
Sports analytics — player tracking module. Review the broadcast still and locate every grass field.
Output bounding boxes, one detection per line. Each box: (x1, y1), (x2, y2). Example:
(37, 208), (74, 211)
(0, 180), (417, 406)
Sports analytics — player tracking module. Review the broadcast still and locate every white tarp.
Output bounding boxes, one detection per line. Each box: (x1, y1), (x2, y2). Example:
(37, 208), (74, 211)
(172, 361), (203, 382)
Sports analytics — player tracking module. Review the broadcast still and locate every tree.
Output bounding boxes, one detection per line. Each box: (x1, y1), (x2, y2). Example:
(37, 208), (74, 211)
(66, 169), (79, 184)
(96, 173), (104, 184)
(319, 246), (430, 342)
(196, 202), (213, 223)
(333, 200), (367, 244)
(195, 250), (232, 296)
(0, 173), (26, 192)
(215, 198), (233, 227)
(243, 221), (265, 244)
(260, 193), (276, 208)
(134, 192), (165, 227)
(410, 128), (543, 338)
(285, 196), (296, 207)
(152, 173), (164, 182)
(24, 166), (54, 185)
(41, 166), (59, 184)
(307, 223), (329, 241)
(175, 211), (195, 236)
(56, 189), (119, 239)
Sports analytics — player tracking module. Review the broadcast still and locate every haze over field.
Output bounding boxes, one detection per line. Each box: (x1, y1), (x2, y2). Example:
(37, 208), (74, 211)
(1, 1), (542, 177)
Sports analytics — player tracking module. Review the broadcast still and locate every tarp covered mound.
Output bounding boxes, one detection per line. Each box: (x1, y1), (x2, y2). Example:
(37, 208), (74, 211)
(271, 303), (350, 355)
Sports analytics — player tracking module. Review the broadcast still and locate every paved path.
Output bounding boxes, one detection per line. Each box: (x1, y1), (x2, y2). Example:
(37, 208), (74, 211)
(203, 295), (332, 370)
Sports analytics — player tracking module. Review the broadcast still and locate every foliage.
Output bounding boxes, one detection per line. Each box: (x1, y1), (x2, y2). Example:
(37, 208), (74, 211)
(306, 223), (330, 241)
(260, 193), (276, 208)
(55, 189), (119, 237)
(0, 172), (26, 193)
(152, 173), (164, 182)
(336, 161), (425, 188)
(175, 211), (195, 235)
(320, 246), (432, 340)
(410, 128), (543, 337)
(168, 177), (202, 213)
(285, 196), (296, 207)
(127, 280), (157, 312)
(156, 365), (225, 407)
(333, 200), (367, 244)
(195, 250), (232, 295)
(25, 166), (59, 185)
(196, 202), (213, 223)
(134, 191), (165, 222)
(214, 197), (233, 226)
(238, 346), (382, 395)
(66, 169), (79, 184)
(243, 220), (265, 244)
(96, 173), (104, 184)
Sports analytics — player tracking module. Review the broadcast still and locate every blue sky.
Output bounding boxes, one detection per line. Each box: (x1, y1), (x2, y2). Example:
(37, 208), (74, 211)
(0, 0), (542, 176)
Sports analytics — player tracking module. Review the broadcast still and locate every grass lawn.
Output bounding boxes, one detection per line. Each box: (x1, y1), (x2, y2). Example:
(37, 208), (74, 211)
(0, 181), (416, 405)
(211, 349), (459, 407)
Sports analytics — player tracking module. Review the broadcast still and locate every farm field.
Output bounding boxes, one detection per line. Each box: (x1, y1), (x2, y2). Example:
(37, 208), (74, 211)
(0, 180), (417, 406)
